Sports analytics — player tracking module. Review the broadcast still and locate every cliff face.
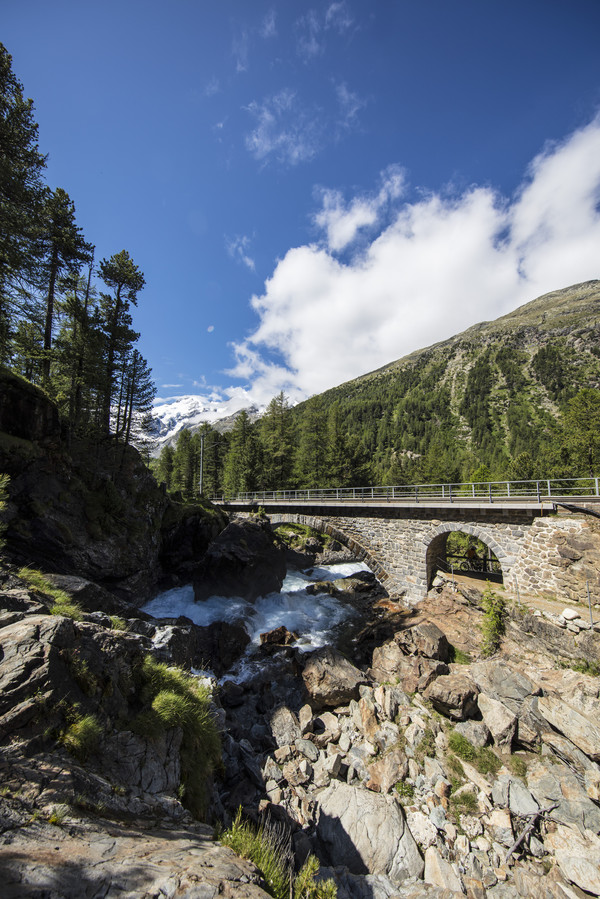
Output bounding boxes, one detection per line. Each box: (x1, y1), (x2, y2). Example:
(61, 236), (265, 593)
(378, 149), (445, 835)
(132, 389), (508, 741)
(0, 369), (61, 442)
(0, 369), (227, 601)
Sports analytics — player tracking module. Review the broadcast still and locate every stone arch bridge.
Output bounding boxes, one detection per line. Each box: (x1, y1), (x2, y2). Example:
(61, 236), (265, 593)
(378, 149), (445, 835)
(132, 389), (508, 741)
(223, 492), (600, 605)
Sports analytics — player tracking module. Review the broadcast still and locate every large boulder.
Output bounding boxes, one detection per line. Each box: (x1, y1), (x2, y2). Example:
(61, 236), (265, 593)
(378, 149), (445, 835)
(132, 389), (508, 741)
(193, 517), (286, 602)
(316, 781), (424, 881)
(424, 673), (479, 721)
(152, 618), (250, 676)
(395, 621), (450, 661)
(370, 637), (448, 691)
(302, 646), (367, 708)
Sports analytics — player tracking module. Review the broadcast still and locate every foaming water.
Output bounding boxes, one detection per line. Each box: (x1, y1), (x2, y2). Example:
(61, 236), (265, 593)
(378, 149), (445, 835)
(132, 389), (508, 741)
(141, 562), (369, 681)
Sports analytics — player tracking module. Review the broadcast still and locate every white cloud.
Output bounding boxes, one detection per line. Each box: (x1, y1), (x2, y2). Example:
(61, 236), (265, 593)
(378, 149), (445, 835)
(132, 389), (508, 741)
(296, 10), (323, 61)
(244, 90), (321, 165)
(204, 76), (220, 97)
(232, 30), (249, 73)
(335, 81), (366, 130)
(296, 3), (354, 61)
(314, 165), (405, 251)
(229, 117), (600, 405)
(226, 234), (256, 271)
(325, 2), (354, 33)
(261, 9), (277, 38)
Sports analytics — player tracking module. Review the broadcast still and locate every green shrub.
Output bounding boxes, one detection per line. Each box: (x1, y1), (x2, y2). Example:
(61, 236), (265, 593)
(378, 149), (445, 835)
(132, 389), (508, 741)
(132, 656), (221, 818)
(558, 657), (600, 677)
(481, 582), (507, 657)
(48, 803), (69, 826)
(61, 713), (102, 760)
(221, 809), (336, 899)
(18, 567), (83, 620)
(109, 616), (127, 631)
(446, 754), (465, 779)
(475, 746), (501, 776)
(67, 651), (99, 696)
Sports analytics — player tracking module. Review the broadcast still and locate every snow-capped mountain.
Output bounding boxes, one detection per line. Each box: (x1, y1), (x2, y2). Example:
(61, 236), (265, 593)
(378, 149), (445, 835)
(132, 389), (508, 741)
(148, 393), (264, 454)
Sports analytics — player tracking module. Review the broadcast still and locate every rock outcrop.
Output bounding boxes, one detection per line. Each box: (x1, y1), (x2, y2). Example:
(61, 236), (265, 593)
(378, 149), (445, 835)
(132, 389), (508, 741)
(193, 517), (286, 602)
(0, 373), (228, 601)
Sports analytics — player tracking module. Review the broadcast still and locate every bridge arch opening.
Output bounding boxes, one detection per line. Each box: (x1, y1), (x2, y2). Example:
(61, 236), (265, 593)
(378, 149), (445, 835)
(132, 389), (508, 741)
(426, 527), (503, 589)
(269, 513), (388, 585)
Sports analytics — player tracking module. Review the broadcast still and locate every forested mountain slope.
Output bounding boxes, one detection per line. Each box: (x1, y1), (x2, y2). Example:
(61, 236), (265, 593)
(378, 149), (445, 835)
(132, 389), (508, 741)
(290, 280), (600, 485)
(157, 281), (600, 496)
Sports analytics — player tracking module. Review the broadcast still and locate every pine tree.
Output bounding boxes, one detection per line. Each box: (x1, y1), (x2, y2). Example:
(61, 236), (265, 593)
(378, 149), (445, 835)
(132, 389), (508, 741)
(156, 444), (175, 491)
(97, 250), (145, 436)
(563, 388), (600, 477)
(194, 424), (225, 497)
(294, 396), (329, 488)
(326, 402), (354, 486)
(117, 349), (156, 448)
(172, 428), (198, 499)
(0, 43), (47, 360)
(223, 410), (259, 496)
(38, 187), (92, 381)
(259, 391), (294, 489)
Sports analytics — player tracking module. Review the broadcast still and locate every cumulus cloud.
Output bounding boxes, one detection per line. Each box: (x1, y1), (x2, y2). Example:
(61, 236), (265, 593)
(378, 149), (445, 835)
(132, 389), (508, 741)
(228, 117), (600, 404)
(245, 90), (322, 165)
(226, 234), (256, 271)
(314, 165), (405, 251)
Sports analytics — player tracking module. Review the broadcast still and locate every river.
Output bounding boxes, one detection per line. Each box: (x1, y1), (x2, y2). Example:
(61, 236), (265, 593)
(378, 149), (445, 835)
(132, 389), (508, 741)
(141, 561), (370, 681)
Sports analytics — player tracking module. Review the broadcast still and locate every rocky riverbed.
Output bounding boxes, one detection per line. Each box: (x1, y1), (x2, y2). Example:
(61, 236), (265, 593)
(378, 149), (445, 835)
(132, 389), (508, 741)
(1, 526), (600, 898)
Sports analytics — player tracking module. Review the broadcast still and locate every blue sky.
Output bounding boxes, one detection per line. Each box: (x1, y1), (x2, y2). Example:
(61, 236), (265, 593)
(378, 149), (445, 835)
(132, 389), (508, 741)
(3, 0), (600, 410)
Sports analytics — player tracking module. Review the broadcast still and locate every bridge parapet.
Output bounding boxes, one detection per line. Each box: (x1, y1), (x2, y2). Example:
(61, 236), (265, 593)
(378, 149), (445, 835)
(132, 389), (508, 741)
(212, 476), (600, 509)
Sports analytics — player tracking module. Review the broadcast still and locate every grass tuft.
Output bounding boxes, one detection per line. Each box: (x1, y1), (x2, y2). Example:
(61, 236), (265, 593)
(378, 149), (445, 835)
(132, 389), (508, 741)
(132, 655), (221, 819)
(448, 644), (472, 665)
(220, 808), (336, 899)
(61, 713), (102, 760)
(18, 567), (83, 620)
(447, 729), (501, 776)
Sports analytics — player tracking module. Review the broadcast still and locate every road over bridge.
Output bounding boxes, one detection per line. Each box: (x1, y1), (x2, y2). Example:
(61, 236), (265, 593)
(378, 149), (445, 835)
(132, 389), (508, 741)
(215, 478), (600, 604)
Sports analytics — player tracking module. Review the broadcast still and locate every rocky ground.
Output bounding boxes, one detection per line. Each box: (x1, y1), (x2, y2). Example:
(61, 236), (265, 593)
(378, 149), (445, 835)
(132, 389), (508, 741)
(1, 548), (600, 898)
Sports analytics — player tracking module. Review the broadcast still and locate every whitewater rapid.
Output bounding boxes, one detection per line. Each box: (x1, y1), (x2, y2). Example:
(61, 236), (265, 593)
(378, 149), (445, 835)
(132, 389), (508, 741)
(141, 561), (369, 682)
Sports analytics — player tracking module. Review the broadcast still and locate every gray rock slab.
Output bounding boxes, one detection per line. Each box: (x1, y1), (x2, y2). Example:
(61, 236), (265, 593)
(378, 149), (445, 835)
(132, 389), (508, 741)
(316, 781), (424, 882)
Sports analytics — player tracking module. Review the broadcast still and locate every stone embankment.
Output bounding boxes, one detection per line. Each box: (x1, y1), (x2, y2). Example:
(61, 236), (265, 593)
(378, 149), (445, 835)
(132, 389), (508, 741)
(1, 556), (600, 898)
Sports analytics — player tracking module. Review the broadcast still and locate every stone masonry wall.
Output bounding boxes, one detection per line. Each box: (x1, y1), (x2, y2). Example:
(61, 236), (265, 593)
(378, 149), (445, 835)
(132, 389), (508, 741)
(267, 505), (600, 605)
(507, 511), (600, 605)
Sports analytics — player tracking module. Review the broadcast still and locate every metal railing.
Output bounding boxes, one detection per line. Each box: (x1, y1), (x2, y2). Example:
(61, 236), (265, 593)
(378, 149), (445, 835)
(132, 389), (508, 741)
(210, 476), (600, 506)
